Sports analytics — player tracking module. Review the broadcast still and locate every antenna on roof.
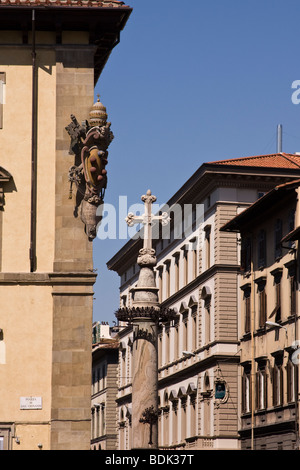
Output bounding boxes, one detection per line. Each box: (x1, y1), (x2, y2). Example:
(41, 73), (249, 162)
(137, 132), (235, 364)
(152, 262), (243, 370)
(277, 124), (282, 153)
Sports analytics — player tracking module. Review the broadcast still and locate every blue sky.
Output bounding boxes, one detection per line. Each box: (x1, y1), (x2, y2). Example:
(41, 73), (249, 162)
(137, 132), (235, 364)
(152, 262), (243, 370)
(92, 0), (300, 323)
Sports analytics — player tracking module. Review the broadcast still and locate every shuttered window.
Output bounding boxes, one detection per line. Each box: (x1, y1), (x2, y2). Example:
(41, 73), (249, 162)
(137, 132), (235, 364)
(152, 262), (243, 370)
(0, 72), (5, 129)
(258, 229), (267, 268)
(274, 219), (283, 260)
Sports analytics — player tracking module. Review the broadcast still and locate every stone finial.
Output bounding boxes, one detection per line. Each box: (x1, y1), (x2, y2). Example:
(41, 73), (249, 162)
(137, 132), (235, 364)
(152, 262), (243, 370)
(89, 95), (108, 128)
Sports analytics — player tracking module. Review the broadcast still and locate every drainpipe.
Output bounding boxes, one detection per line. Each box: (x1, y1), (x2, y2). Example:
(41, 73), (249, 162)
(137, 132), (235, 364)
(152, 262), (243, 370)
(250, 241), (255, 450)
(30, 9), (37, 272)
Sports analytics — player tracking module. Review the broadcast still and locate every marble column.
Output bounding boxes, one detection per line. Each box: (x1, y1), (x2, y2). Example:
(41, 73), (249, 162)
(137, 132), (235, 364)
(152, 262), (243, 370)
(131, 255), (160, 449)
(116, 190), (175, 449)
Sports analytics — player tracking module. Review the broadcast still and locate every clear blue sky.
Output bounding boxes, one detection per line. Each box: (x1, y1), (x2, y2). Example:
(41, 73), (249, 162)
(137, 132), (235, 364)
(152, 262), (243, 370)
(92, 0), (300, 323)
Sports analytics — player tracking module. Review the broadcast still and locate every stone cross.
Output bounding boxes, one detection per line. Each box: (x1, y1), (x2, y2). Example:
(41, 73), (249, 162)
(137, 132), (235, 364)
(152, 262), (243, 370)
(125, 189), (170, 252)
(117, 189), (176, 449)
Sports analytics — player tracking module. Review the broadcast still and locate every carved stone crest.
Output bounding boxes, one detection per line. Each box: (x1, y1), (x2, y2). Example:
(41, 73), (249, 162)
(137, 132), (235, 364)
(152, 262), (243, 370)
(65, 96), (114, 240)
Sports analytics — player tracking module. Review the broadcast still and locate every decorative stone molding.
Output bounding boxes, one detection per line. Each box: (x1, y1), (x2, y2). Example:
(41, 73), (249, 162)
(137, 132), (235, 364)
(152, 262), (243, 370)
(116, 306), (177, 324)
(186, 382), (197, 396)
(137, 248), (157, 267)
(214, 378), (229, 408)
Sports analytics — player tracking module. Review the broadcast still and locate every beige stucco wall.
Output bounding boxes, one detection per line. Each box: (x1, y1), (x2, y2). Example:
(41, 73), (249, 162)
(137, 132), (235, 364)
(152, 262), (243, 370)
(0, 47), (56, 272)
(0, 47), (56, 450)
(0, 284), (53, 450)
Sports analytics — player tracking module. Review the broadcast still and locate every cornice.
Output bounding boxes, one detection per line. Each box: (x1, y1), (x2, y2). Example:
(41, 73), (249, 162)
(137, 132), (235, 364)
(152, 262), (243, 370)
(0, 271), (97, 285)
(158, 348), (240, 389)
(0, 4), (132, 83)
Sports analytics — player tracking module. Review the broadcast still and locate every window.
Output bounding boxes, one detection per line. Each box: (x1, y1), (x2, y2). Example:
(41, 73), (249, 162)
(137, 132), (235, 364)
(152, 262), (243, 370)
(165, 326), (170, 364)
(158, 331), (162, 367)
(204, 225), (211, 270)
(258, 229), (267, 269)
(285, 261), (297, 317)
(255, 360), (267, 410)
(121, 350), (126, 386)
(201, 287), (211, 343)
(270, 268), (282, 323)
(189, 236), (198, 279)
(241, 236), (251, 273)
(242, 364), (251, 413)
(91, 407), (95, 440)
(172, 252), (180, 292)
(121, 295), (127, 308)
(179, 302), (189, 352)
(181, 315), (188, 352)
(272, 355), (284, 407)
(173, 315), (180, 360)
(290, 274), (297, 316)
(275, 282), (281, 323)
(241, 284), (251, 334)
(0, 427), (11, 451)
(189, 395), (196, 437)
(274, 219), (283, 259)
(286, 355), (297, 403)
(180, 397), (187, 442)
(255, 277), (267, 328)
(0, 72), (5, 129)
(288, 209), (295, 248)
(205, 300), (211, 344)
(181, 245), (188, 286)
(191, 305), (198, 351)
(101, 404), (105, 436)
(164, 260), (171, 299)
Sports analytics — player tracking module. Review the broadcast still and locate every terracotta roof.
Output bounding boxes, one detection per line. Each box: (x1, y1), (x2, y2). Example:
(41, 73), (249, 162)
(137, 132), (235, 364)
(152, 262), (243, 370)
(0, 0), (129, 7)
(209, 152), (300, 169)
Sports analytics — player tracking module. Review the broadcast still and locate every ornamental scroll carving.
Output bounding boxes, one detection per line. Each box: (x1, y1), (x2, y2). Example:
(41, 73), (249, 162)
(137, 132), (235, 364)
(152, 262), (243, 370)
(65, 96), (114, 240)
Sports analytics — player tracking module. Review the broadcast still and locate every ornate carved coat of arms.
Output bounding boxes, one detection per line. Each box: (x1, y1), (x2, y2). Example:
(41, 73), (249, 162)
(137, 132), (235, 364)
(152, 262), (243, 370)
(65, 96), (114, 240)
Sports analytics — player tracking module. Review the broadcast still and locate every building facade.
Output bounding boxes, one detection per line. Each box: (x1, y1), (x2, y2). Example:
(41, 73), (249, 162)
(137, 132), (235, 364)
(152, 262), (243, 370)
(108, 152), (300, 450)
(115, 324), (133, 450)
(0, 0), (131, 450)
(91, 322), (119, 450)
(222, 179), (300, 450)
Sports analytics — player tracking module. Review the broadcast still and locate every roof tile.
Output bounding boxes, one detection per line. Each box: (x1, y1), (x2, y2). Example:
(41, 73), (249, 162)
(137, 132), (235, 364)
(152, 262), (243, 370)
(209, 152), (300, 169)
(0, 0), (129, 7)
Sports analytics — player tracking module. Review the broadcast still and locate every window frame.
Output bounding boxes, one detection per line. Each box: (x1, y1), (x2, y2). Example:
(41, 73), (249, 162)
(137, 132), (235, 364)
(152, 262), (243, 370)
(258, 229), (267, 269)
(0, 72), (5, 129)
